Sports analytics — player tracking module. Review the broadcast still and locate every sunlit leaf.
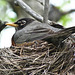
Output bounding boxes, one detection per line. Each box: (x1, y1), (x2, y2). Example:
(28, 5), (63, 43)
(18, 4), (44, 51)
(0, 0), (7, 6)
(58, 0), (71, 10)
(59, 14), (72, 26)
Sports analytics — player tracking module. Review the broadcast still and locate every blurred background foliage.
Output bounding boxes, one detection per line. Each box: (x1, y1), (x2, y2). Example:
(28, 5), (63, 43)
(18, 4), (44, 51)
(0, 0), (17, 22)
(58, 0), (72, 26)
(59, 14), (72, 26)
(58, 0), (70, 9)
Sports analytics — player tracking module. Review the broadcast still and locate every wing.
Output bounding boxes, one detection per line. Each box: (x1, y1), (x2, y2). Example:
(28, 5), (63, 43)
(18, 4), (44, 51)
(13, 27), (54, 44)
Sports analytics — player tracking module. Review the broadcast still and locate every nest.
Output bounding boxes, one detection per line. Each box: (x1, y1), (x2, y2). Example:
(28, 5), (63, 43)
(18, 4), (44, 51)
(0, 39), (75, 75)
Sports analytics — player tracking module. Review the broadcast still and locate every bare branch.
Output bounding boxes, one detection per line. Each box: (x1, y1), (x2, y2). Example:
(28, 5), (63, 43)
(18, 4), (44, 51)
(43, 0), (49, 23)
(15, 0), (43, 22)
(63, 9), (75, 15)
(15, 0), (52, 24)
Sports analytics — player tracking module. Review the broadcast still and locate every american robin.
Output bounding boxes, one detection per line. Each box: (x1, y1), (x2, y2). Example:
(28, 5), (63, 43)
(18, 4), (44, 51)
(5, 18), (75, 46)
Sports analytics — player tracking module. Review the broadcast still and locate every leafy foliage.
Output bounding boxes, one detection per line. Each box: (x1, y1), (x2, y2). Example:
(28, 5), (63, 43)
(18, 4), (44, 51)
(58, 0), (71, 10)
(57, 0), (72, 26)
(59, 15), (72, 26)
(0, 0), (17, 22)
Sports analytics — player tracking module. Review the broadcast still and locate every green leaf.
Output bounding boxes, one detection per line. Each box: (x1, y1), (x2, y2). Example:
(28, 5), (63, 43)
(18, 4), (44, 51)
(58, 0), (71, 10)
(8, 17), (17, 22)
(0, 0), (7, 6)
(59, 15), (72, 26)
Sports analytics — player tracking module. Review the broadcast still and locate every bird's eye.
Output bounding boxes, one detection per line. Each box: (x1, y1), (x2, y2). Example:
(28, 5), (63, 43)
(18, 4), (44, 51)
(20, 20), (26, 26)
(22, 20), (26, 24)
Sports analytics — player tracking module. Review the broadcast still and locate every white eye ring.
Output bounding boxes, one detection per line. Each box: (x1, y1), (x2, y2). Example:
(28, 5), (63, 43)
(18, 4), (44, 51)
(22, 20), (26, 24)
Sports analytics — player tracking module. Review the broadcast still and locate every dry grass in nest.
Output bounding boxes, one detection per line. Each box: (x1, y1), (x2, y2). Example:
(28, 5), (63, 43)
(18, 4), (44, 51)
(0, 39), (75, 75)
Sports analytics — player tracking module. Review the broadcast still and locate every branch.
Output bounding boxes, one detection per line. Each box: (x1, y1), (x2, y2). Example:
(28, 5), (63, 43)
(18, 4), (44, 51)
(15, 0), (52, 24)
(37, 1), (75, 22)
(37, 1), (75, 15)
(63, 9), (75, 15)
(43, 0), (49, 23)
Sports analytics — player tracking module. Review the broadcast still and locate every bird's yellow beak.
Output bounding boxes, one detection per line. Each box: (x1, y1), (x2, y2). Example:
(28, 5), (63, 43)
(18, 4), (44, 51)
(5, 23), (18, 27)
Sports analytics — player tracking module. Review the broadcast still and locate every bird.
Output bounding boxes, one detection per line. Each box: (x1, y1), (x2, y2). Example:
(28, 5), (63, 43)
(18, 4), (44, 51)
(5, 18), (75, 46)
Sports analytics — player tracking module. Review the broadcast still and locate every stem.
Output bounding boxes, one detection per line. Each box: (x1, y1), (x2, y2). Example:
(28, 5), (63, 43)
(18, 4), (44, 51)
(43, 0), (49, 23)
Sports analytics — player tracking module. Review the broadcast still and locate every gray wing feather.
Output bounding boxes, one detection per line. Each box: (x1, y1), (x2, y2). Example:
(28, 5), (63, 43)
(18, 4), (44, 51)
(13, 21), (61, 44)
(13, 27), (52, 44)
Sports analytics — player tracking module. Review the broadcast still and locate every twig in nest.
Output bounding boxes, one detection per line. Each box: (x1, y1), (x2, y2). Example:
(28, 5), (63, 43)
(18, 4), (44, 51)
(33, 46), (56, 62)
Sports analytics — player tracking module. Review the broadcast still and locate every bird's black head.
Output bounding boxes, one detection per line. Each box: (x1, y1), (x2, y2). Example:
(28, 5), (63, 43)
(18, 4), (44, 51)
(5, 18), (35, 31)
(14, 18), (35, 30)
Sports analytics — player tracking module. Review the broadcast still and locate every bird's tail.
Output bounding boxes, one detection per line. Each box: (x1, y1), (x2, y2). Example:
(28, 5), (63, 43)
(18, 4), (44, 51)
(56, 26), (75, 38)
(43, 26), (75, 45)
(59, 26), (75, 33)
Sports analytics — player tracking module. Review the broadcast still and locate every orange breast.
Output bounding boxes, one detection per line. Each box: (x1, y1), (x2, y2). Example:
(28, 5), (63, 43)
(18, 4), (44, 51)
(11, 37), (44, 47)
(11, 36), (36, 46)
(12, 38), (16, 46)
